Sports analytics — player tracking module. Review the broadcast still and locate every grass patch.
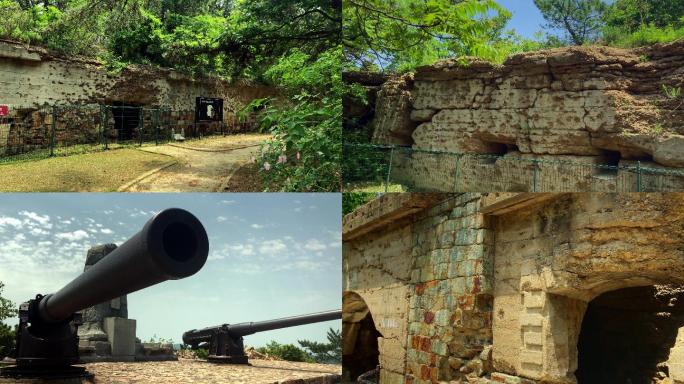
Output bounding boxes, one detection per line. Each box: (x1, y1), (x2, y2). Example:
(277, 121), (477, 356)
(0, 148), (171, 192)
(606, 25), (684, 48)
(343, 182), (405, 193)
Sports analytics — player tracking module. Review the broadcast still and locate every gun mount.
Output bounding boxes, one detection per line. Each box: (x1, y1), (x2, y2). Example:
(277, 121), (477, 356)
(1, 208), (209, 379)
(182, 309), (342, 364)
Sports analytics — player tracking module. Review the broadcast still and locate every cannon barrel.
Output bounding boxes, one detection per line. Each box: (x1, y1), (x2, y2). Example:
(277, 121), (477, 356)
(38, 208), (209, 323)
(183, 309), (341, 346)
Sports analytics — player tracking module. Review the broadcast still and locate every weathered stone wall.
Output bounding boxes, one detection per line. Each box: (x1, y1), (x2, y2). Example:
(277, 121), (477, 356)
(344, 193), (684, 384)
(343, 195), (433, 383)
(344, 194), (495, 383)
(0, 39), (274, 113)
(370, 41), (684, 191)
(491, 193), (684, 383)
(0, 40), (275, 153)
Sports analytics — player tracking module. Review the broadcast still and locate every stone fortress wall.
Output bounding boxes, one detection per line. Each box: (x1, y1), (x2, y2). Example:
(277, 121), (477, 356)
(0, 39), (275, 153)
(358, 40), (684, 191)
(343, 193), (684, 383)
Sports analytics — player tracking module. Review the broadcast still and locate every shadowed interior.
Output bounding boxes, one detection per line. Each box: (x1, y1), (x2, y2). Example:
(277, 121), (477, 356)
(162, 222), (197, 262)
(576, 286), (684, 383)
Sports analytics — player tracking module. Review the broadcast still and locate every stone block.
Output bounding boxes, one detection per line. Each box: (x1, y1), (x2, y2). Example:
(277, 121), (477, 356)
(103, 317), (136, 357)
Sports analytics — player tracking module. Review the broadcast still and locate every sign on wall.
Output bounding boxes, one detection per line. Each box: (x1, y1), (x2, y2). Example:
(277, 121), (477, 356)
(0, 105), (8, 117)
(195, 97), (223, 122)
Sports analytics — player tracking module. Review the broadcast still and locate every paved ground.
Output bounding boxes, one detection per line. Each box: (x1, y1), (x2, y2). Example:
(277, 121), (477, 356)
(122, 134), (268, 192)
(0, 359), (341, 384)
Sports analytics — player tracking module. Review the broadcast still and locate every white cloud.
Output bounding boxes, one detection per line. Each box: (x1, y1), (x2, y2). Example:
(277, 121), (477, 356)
(0, 217), (22, 228)
(231, 244), (255, 256)
(29, 228), (49, 236)
(20, 211), (51, 227)
(220, 200), (236, 205)
(250, 224), (264, 229)
(276, 260), (329, 271)
(208, 253), (225, 261)
(304, 239), (327, 251)
(217, 216), (228, 222)
(100, 228), (114, 235)
(55, 230), (90, 241)
(259, 239), (287, 255)
(209, 243), (256, 262)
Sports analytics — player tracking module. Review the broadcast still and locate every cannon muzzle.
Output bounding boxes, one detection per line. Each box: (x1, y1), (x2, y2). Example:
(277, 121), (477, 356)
(39, 208), (209, 323)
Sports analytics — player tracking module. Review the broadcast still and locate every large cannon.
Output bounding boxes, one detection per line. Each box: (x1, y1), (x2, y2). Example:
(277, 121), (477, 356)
(1, 208), (209, 378)
(182, 309), (342, 364)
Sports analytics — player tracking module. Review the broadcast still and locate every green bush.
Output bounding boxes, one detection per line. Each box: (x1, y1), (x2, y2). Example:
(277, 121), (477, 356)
(195, 348), (209, 359)
(253, 47), (349, 192)
(256, 341), (314, 363)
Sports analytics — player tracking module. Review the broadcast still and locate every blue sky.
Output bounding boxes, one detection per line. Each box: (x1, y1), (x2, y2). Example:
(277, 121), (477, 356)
(498, 0), (548, 39)
(0, 193), (341, 347)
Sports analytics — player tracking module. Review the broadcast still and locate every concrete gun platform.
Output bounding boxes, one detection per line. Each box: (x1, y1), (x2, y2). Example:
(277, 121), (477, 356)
(0, 359), (341, 384)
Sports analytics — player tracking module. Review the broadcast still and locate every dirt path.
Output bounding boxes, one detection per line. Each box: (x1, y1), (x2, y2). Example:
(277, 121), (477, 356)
(121, 135), (267, 192)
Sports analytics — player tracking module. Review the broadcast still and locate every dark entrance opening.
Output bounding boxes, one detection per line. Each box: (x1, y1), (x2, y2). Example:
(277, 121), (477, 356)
(111, 103), (141, 141)
(576, 286), (684, 383)
(477, 140), (519, 165)
(342, 292), (382, 383)
(594, 149), (621, 178)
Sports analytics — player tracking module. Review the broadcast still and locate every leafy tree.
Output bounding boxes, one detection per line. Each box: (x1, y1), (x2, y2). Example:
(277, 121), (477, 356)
(0, 282), (16, 359)
(343, 0), (515, 71)
(602, 0), (684, 47)
(533, 0), (608, 45)
(298, 328), (341, 364)
(257, 341), (314, 362)
(605, 0), (684, 32)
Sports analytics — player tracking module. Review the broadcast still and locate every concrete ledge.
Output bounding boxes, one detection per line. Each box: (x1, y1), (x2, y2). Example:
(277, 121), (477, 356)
(343, 193), (449, 240)
(480, 193), (560, 216)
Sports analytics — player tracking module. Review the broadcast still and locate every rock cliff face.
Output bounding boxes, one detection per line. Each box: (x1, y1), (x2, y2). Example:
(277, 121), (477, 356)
(372, 41), (684, 168)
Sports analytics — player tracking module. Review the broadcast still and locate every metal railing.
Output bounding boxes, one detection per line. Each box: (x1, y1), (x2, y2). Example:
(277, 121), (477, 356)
(343, 143), (684, 192)
(0, 104), (257, 163)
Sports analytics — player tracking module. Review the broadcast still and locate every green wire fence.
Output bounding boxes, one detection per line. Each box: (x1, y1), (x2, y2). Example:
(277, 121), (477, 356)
(0, 104), (252, 163)
(343, 143), (684, 193)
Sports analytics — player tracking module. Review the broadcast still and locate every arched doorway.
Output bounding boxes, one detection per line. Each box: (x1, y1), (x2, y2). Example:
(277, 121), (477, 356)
(576, 286), (684, 383)
(342, 291), (382, 383)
